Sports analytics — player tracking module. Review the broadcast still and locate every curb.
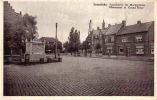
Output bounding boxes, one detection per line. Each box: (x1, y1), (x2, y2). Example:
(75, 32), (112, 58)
(62, 55), (154, 62)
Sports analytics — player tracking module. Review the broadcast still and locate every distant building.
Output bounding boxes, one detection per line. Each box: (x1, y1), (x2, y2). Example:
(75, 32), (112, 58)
(91, 27), (102, 51)
(87, 20), (107, 53)
(39, 37), (56, 53)
(39, 37), (62, 53)
(116, 21), (154, 57)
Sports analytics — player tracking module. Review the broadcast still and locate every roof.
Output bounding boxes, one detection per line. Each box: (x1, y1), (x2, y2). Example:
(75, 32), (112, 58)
(105, 23), (123, 35)
(92, 30), (101, 36)
(39, 37), (56, 42)
(91, 28), (108, 36)
(101, 28), (109, 34)
(87, 28), (108, 39)
(117, 21), (154, 35)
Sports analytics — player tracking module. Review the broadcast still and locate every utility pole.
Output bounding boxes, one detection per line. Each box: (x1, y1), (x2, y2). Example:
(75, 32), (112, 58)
(55, 23), (58, 59)
(88, 20), (92, 57)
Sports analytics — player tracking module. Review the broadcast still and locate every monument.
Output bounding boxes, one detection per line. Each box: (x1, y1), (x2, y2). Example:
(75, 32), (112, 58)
(24, 39), (47, 64)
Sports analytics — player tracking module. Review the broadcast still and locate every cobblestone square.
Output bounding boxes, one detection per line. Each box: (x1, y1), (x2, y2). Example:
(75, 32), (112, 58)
(4, 56), (154, 96)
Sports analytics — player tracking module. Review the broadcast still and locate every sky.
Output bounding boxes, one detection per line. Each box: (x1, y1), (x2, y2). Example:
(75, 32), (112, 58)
(8, 1), (154, 43)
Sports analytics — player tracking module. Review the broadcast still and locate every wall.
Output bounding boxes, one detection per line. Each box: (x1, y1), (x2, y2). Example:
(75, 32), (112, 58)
(146, 22), (154, 56)
(4, 1), (23, 24)
(116, 31), (152, 56)
(102, 35), (117, 55)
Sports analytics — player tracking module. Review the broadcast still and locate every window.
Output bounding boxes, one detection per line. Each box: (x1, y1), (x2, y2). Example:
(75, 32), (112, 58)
(106, 47), (113, 54)
(106, 49), (113, 54)
(119, 47), (124, 54)
(111, 36), (114, 42)
(151, 46), (154, 54)
(135, 36), (143, 41)
(122, 37), (128, 42)
(136, 45), (144, 54)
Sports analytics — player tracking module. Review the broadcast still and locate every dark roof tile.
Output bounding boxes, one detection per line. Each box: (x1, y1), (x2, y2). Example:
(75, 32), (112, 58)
(101, 28), (109, 34)
(105, 24), (123, 35)
(117, 21), (153, 35)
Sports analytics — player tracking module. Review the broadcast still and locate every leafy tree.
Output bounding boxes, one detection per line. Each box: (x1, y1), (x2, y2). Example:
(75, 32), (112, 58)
(57, 41), (63, 51)
(4, 13), (38, 54)
(63, 41), (69, 53)
(23, 13), (38, 40)
(82, 40), (90, 50)
(68, 27), (80, 55)
(68, 27), (75, 53)
(52, 41), (63, 52)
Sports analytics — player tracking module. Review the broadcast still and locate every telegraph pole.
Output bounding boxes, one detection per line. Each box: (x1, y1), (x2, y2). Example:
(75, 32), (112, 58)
(88, 20), (92, 57)
(55, 23), (58, 58)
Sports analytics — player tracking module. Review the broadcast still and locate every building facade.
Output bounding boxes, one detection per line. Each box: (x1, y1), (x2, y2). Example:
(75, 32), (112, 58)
(86, 20), (154, 57)
(102, 21), (125, 56)
(39, 37), (56, 53)
(116, 21), (154, 57)
(39, 37), (62, 53)
(87, 20), (107, 53)
(4, 1), (23, 24)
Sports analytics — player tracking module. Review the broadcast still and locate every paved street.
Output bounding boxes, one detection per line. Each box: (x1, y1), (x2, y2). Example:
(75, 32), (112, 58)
(4, 56), (154, 96)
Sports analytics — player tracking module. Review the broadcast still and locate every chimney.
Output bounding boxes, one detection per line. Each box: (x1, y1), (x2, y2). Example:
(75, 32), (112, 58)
(122, 20), (126, 26)
(137, 21), (141, 24)
(108, 24), (111, 27)
(97, 27), (100, 30)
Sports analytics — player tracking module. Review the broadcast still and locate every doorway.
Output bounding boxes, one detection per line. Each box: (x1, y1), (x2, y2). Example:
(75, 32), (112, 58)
(126, 47), (130, 57)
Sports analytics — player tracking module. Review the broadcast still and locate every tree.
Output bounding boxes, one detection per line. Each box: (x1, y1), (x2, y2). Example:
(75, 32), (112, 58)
(4, 13), (38, 54)
(23, 13), (38, 40)
(63, 41), (69, 53)
(68, 27), (75, 53)
(52, 41), (62, 53)
(57, 41), (63, 51)
(68, 27), (80, 55)
(4, 20), (26, 54)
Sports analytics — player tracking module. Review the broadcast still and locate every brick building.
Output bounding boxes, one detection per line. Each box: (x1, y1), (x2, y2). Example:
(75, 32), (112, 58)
(87, 20), (108, 53)
(39, 37), (56, 53)
(39, 37), (62, 53)
(90, 27), (102, 51)
(86, 19), (154, 57)
(116, 21), (154, 57)
(102, 21), (125, 56)
(4, 1), (23, 24)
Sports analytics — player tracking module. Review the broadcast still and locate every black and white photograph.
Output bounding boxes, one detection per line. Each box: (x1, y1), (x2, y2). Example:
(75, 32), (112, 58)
(1, 0), (156, 99)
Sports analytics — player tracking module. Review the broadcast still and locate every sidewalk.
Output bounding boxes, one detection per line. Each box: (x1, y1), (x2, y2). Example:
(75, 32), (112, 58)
(61, 53), (154, 62)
